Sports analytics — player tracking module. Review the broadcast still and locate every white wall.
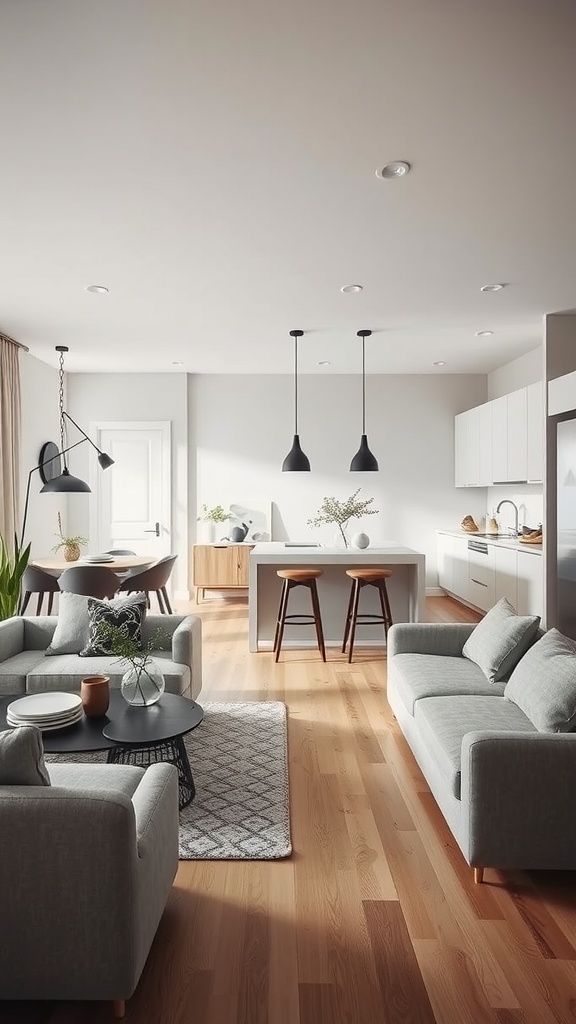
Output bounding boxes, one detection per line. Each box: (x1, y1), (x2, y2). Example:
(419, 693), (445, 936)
(189, 373), (488, 589)
(19, 352), (63, 556)
(487, 346), (543, 399)
(67, 373), (189, 595)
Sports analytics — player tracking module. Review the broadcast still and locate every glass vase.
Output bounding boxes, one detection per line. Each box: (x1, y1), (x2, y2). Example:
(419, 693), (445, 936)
(121, 658), (165, 707)
(332, 527), (350, 549)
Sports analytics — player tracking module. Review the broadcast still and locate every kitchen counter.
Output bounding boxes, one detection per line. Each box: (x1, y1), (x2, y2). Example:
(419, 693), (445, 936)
(249, 542), (426, 652)
(437, 530), (542, 555)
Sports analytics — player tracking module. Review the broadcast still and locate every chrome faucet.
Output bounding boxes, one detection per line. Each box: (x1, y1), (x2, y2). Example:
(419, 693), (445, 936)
(496, 499), (519, 536)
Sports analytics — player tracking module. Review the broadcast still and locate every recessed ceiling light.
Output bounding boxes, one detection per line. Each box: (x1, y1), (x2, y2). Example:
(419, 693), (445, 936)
(171, 360), (183, 366)
(318, 360), (331, 366)
(376, 161), (411, 179)
(480, 283), (505, 292)
(86, 284), (109, 294)
(340, 284), (363, 293)
(433, 360), (446, 366)
(475, 330), (494, 337)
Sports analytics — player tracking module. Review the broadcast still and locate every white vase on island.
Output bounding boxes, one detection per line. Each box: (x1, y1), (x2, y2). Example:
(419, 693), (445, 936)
(351, 532), (370, 549)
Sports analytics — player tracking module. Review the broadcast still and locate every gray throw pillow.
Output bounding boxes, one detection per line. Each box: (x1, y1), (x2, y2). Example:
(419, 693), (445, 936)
(505, 628), (576, 732)
(0, 726), (51, 786)
(462, 597), (540, 683)
(46, 591), (147, 656)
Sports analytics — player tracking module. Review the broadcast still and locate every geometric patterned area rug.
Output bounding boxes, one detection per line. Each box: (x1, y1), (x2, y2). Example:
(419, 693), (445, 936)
(178, 701), (291, 860)
(46, 701), (291, 861)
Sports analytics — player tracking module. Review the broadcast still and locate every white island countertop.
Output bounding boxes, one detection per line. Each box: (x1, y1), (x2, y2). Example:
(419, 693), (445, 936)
(249, 542), (426, 652)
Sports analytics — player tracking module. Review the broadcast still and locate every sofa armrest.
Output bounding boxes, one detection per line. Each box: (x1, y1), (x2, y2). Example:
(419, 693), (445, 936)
(387, 622), (476, 658)
(461, 731), (576, 869)
(172, 615), (202, 698)
(133, 762), (179, 863)
(0, 617), (24, 662)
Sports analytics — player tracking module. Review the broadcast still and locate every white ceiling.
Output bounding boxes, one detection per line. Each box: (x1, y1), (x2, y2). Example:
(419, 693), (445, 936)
(1, 0), (576, 375)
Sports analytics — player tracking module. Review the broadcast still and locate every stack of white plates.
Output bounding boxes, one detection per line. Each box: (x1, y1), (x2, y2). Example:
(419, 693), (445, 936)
(84, 554), (115, 563)
(7, 692), (84, 731)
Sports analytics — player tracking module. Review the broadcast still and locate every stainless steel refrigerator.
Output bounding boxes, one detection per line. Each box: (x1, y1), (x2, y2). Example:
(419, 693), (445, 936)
(556, 416), (576, 640)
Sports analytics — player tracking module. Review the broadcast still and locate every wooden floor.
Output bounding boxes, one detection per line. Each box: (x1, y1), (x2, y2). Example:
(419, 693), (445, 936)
(5, 595), (576, 1024)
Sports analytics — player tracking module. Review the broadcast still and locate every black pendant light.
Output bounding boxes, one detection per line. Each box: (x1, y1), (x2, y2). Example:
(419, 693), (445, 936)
(282, 329), (311, 472)
(350, 329), (379, 472)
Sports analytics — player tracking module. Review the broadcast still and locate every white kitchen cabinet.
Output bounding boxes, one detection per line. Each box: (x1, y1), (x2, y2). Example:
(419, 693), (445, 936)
(438, 534), (469, 597)
(507, 388), (528, 482)
(467, 538), (495, 611)
(454, 408), (480, 486)
(491, 395), (508, 483)
(494, 545), (518, 608)
(516, 550), (544, 619)
(478, 401), (493, 485)
(526, 382), (543, 482)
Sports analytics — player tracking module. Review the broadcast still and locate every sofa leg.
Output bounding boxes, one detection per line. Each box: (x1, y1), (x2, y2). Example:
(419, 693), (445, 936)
(112, 1000), (126, 1018)
(474, 867), (484, 884)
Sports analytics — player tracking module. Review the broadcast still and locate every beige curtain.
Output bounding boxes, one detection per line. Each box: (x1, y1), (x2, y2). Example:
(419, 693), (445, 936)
(0, 336), (22, 548)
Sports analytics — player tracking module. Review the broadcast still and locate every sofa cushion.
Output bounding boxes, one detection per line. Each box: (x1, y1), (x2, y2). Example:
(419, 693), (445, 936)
(390, 653), (506, 716)
(47, 762), (144, 797)
(0, 651), (47, 695)
(414, 695), (536, 799)
(0, 725), (51, 786)
(462, 598), (540, 683)
(26, 653), (190, 695)
(504, 628), (576, 732)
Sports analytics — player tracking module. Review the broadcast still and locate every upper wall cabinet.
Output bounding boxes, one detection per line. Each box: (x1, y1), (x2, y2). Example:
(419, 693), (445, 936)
(455, 384), (543, 487)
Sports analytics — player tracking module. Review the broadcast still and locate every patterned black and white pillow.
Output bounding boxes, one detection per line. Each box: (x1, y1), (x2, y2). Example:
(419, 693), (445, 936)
(80, 593), (147, 657)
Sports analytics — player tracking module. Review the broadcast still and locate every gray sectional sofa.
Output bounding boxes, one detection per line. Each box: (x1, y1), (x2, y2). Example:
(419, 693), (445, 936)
(0, 614), (202, 699)
(387, 620), (576, 880)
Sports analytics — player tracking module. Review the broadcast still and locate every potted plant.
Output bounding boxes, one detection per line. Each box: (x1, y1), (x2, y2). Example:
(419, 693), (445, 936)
(95, 621), (169, 706)
(51, 512), (88, 562)
(307, 488), (379, 548)
(196, 503), (229, 543)
(0, 534), (31, 621)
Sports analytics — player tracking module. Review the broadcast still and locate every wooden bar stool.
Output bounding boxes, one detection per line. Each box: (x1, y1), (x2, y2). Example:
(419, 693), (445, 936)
(342, 569), (393, 662)
(273, 569), (326, 662)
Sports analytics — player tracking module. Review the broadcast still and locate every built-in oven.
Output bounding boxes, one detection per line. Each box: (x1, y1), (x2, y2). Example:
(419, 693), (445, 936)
(467, 538), (495, 611)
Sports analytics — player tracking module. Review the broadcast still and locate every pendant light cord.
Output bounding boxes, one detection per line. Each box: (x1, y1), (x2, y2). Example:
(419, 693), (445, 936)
(294, 334), (298, 434)
(358, 335), (362, 432)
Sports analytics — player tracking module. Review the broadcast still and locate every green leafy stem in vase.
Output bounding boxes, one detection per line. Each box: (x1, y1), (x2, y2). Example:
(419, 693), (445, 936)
(94, 621), (170, 703)
(51, 512), (88, 554)
(197, 503), (229, 524)
(307, 488), (379, 548)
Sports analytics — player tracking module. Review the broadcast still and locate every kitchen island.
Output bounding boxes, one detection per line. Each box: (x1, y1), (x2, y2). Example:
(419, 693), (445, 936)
(249, 542), (426, 652)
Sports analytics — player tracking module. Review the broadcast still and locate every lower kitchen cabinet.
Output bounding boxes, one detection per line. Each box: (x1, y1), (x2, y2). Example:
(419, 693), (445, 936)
(437, 533), (543, 619)
(192, 544), (254, 601)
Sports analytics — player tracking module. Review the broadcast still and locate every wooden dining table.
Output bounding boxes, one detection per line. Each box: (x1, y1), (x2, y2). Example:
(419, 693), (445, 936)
(31, 555), (156, 578)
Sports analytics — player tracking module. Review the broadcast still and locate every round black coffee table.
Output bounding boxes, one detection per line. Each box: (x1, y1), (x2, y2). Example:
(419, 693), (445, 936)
(0, 692), (204, 810)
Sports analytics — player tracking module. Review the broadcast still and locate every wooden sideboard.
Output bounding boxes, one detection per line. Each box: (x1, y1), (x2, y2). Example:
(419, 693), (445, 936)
(192, 544), (254, 601)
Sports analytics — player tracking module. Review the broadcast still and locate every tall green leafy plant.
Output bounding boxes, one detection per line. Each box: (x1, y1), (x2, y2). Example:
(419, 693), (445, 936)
(0, 534), (31, 620)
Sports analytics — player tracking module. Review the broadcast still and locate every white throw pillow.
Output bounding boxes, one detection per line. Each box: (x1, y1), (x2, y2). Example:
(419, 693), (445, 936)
(462, 597), (540, 683)
(505, 629), (576, 732)
(46, 591), (147, 656)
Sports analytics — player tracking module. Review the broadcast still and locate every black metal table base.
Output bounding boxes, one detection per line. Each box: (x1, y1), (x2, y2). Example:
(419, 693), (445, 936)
(107, 735), (195, 810)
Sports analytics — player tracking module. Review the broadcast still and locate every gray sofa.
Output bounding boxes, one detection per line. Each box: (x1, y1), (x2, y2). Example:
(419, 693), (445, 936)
(0, 759), (179, 1015)
(0, 614), (202, 699)
(387, 621), (576, 880)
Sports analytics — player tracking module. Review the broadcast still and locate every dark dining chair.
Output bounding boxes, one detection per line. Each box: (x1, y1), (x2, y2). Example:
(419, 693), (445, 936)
(58, 565), (120, 600)
(118, 555), (177, 613)
(20, 566), (61, 615)
(105, 549), (137, 556)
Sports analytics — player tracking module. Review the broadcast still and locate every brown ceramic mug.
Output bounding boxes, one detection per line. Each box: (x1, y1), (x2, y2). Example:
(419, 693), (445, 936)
(80, 675), (110, 717)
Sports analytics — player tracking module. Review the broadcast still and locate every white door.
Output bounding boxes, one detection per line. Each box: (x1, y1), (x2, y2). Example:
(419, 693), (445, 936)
(89, 422), (171, 558)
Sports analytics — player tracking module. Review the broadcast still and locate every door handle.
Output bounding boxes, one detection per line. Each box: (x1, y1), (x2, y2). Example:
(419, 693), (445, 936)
(144, 522), (160, 537)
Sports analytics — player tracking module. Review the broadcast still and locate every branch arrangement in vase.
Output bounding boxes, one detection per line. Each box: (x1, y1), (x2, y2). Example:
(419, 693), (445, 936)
(94, 621), (170, 705)
(51, 512), (88, 561)
(197, 504), (229, 524)
(307, 489), (379, 548)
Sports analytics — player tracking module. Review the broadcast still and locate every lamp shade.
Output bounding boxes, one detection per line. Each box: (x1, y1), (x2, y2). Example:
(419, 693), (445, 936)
(40, 468), (91, 493)
(350, 434), (379, 472)
(282, 434), (311, 472)
(98, 451), (115, 470)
